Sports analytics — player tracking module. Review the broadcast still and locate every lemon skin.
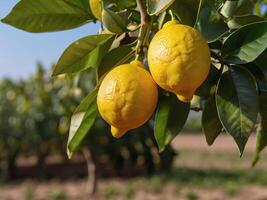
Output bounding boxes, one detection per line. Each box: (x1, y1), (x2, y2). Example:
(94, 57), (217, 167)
(97, 61), (158, 138)
(148, 21), (211, 102)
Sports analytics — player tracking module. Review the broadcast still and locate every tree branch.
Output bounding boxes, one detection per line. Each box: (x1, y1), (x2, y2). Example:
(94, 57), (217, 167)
(136, 0), (150, 25)
(135, 0), (151, 61)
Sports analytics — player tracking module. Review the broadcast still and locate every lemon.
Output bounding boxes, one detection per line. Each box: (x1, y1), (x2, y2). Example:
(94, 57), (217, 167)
(89, 0), (102, 21)
(148, 20), (211, 102)
(97, 61), (158, 138)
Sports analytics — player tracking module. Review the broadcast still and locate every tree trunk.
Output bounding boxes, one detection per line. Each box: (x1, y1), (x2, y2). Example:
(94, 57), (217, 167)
(36, 143), (49, 178)
(3, 150), (19, 180)
(7, 155), (16, 179)
(83, 147), (98, 199)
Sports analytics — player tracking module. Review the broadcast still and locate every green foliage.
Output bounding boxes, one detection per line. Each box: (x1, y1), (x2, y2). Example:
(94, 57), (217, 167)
(67, 89), (98, 158)
(97, 44), (135, 78)
(222, 21), (267, 64)
(53, 35), (114, 76)
(197, 1), (228, 42)
(170, 0), (202, 26)
(1, 0), (93, 32)
(147, 0), (175, 15)
(216, 67), (259, 154)
(0, 64), (77, 178)
(224, 181), (239, 197)
(185, 191), (199, 200)
(102, 0), (136, 10)
(104, 187), (119, 200)
(252, 92), (267, 166)
(49, 189), (68, 200)
(24, 184), (36, 200)
(227, 15), (265, 29)
(123, 184), (135, 199)
(195, 64), (221, 96)
(2, 0), (267, 164)
(154, 94), (190, 152)
(102, 9), (129, 33)
(0, 66), (176, 178)
(202, 95), (222, 145)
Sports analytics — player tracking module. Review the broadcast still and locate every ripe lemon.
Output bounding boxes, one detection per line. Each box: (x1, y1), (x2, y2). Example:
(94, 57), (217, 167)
(97, 61), (158, 138)
(89, 0), (102, 21)
(148, 20), (211, 102)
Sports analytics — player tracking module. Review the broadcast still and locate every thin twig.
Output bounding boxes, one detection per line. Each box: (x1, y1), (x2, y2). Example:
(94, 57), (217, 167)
(168, 10), (175, 21)
(136, 0), (150, 25)
(135, 0), (151, 60)
(190, 107), (203, 112)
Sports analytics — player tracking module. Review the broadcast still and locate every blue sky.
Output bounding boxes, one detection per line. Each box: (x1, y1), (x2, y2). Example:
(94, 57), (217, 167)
(0, 0), (99, 79)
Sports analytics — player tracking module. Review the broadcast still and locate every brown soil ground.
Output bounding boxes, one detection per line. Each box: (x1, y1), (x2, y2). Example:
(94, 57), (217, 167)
(1, 133), (267, 200)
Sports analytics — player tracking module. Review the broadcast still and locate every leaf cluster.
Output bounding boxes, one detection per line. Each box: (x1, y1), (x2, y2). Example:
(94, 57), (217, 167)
(2, 0), (267, 165)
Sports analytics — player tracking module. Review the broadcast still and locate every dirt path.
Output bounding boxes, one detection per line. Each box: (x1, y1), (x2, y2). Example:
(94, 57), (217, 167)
(172, 133), (257, 152)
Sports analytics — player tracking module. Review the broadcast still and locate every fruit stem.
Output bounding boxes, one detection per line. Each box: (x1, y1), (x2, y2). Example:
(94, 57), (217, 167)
(190, 107), (203, 112)
(135, 0), (151, 61)
(168, 9), (175, 21)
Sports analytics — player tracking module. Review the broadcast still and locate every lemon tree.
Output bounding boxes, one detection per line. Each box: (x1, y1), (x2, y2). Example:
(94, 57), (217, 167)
(2, 0), (267, 165)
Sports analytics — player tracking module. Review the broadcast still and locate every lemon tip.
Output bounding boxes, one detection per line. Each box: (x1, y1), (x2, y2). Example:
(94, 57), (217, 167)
(176, 94), (193, 103)
(111, 126), (127, 138)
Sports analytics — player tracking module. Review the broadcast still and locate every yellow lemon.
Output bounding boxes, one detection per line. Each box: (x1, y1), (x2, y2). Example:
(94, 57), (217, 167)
(97, 61), (158, 138)
(89, 0), (102, 21)
(148, 20), (211, 102)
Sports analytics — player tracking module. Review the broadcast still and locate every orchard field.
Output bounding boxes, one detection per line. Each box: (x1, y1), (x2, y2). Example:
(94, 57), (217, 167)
(1, 134), (267, 200)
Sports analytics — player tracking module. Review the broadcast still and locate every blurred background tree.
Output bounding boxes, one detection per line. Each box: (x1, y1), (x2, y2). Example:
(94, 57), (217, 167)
(0, 63), (177, 182)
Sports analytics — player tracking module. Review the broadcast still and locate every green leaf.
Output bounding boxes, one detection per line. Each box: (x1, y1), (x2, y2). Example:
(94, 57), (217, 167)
(103, 0), (136, 10)
(251, 51), (267, 165)
(236, 0), (255, 15)
(197, 6), (229, 42)
(97, 44), (135, 78)
(171, 0), (202, 26)
(216, 66), (259, 155)
(102, 8), (128, 33)
(195, 64), (221, 96)
(227, 15), (265, 29)
(245, 62), (267, 92)
(254, 50), (267, 80)
(202, 95), (223, 145)
(116, 0), (136, 9)
(53, 34), (114, 76)
(147, 0), (175, 15)
(65, 0), (91, 11)
(222, 21), (267, 64)
(1, 0), (93, 33)
(67, 89), (98, 158)
(154, 94), (190, 152)
(252, 92), (267, 166)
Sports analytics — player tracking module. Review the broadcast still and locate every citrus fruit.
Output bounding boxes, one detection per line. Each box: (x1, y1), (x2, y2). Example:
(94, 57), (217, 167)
(97, 61), (158, 138)
(148, 20), (211, 102)
(89, 0), (102, 21)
